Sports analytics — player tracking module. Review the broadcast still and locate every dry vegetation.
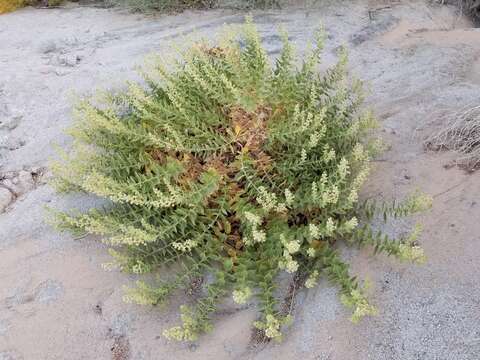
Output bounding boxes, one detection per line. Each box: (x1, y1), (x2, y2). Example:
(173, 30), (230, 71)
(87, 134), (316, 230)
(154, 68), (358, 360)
(425, 104), (480, 172)
(0, 0), (282, 14)
(0, 0), (63, 13)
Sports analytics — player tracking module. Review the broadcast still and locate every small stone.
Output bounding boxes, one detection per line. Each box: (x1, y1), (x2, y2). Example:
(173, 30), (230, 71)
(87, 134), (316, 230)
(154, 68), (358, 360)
(1, 179), (14, 189)
(110, 313), (135, 337)
(94, 302), (103, 315)
(0, 350), (23, 360)
(55, 69), (71, 77)
(0, 319), (10, 336)
(0, 187), (13, 213)
(34, 279), (64, 304)
(15, 170), (35, 195)
(39, 67), (54, 75)
(2, 172), (16, 180)
(0, 116), (21, 131)
(56, 54), (79, 67)
(188, 343), (199, 352)
(18, 170), (34, 184)
(30, 166), (42, 175)
(0, 137), (25, 151)
(39, 40), (58, 54)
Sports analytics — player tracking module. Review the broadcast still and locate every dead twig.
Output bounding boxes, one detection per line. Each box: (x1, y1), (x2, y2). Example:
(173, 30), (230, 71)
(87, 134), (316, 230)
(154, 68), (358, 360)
(424, 103), (480, 172)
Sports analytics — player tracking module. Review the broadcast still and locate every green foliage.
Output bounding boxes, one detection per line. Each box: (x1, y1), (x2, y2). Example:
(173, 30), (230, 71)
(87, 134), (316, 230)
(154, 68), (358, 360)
(107, 0), (214, 12)
(106, 0), (280, 12)
(50, 20), (432, 341)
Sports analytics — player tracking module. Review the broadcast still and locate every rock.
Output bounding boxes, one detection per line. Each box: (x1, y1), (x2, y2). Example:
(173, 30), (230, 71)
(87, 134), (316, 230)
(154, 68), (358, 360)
(0, 103), (9, 117)
(0, 319), (10, 336)
(55, 69), (71, 77)
(0, 350), (23, 360)
(34, 279), (64, 304)
(1, 179), (14, 189)
(351, 15), (399, 45)
(110, 313), (135, 337)
(56, 54), (80, 67)
(0, 137), (25, 151)
(0, 115), (22, 131)
(0, 187), (13, 213)
(39, 40), (58, 54)
(0, 169), (41, 198)
(16, 171), (35, 193)
(2, 171), (35, 196)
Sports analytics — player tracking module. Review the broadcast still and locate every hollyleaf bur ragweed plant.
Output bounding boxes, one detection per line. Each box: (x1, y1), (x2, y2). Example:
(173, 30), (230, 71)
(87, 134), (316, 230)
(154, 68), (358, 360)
(49, 19), (432, 342)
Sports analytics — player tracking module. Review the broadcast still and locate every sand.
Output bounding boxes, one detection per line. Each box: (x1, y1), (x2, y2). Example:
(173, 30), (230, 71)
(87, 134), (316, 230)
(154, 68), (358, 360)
(0, 1), (479, 359)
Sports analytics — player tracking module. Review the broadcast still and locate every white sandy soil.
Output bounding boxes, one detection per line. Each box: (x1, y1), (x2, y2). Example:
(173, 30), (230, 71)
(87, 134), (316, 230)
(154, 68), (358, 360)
(0, 1), (479, 359)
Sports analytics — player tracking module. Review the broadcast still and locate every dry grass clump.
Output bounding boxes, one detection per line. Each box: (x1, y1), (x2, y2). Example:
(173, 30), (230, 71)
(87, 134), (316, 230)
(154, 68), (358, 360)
(443, 0), (480, 23)
(107, 0), (214, 12)
(106, 0), (280, 12)
(425, 104), (480, 172)
(0, 0), (25, 13)
(0, 0), (63, 14)
(460, 0), (480, 22)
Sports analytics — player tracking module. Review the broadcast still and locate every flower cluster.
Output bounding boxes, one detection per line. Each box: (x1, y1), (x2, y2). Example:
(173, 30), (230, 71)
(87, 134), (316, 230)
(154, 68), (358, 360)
(341, 289), (378, 324)
(254, 314), (284, 340)
(285, 240), (301, 254)
(122, 281), (171, 306)
(322, 145), (336, 163)
(172, 239), (198, 252)
(244, 211), (266, 245)
(307, 247), (316, 258)
(284, 189), (295, 206)
(109, 224), (158, 246)
(404, 192), (434, 213)
(325, 217), (336, 236)
(305, 270), (320, 288)
(256, 186), (288, 214)
(321, 185), (340, 206)
(278, 250), (299, 273)
(163, 305), (210, 342)
(232, 287), (252, 304)
(352, 143), (367, 162)
(131, 260), (151, 274)
(337, 157), (350, 180)
(244, 211), (261, 226)
(281, 234), (301, 254)
(256, 186), (278, 211)
(342, 217), (358, 233)
(309, 223), (320, 239)
(398, 244), (426, 264)
(82, 172), (181, 209)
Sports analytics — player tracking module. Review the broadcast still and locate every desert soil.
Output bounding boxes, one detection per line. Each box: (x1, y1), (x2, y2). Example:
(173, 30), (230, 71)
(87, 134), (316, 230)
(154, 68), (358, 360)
(0, 1), (479, 359)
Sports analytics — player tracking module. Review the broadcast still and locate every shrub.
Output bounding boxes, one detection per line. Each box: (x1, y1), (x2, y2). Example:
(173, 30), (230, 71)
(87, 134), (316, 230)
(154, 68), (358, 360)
(425, 104), (480, 172)
(105, 0), (280, 12)
(50, 20), (431, 341)
(0, 0), (63, 14)
(0, 0), (25, 13)
(107, 0), (214, 12)
(458, 0), (480, 23)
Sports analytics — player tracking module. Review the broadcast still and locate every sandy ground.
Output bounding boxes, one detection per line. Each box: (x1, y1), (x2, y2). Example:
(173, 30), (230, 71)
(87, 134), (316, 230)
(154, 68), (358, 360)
(1, 1), (480, 359)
